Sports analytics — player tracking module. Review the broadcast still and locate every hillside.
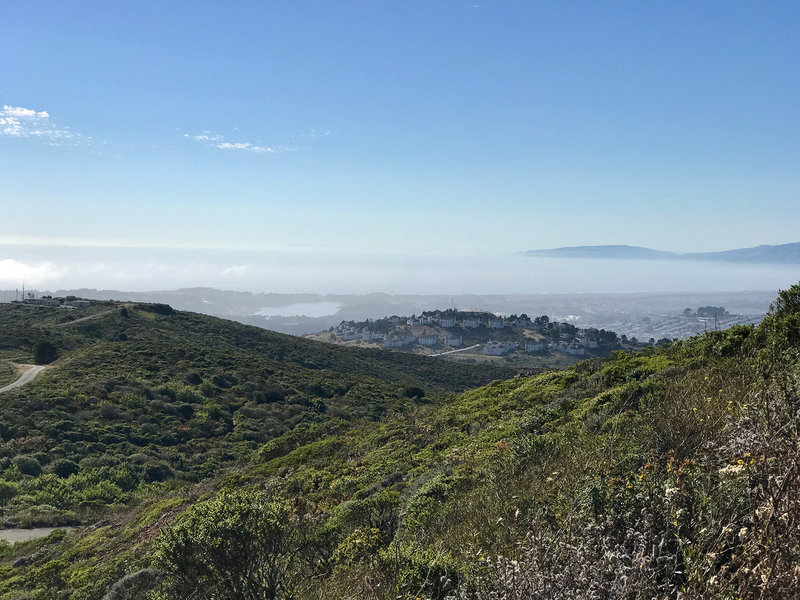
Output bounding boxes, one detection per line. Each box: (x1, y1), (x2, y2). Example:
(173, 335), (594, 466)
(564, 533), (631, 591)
(0, 302), (512, 528)
(309, 309), (628, 370)
(1, 286), (800, 598)
(522, 242), (800, 264)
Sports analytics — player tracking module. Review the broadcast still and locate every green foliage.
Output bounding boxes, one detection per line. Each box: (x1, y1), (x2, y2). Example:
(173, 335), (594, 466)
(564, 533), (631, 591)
(4, 287), (800, 599)
(12, 455), (42, 476)
(155, 490), (304, 599)
(34, 340), (58, 364)
(48, 458), (79, 478)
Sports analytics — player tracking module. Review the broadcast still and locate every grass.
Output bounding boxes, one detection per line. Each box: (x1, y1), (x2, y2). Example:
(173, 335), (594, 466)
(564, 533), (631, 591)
(0, 361), (15, 387)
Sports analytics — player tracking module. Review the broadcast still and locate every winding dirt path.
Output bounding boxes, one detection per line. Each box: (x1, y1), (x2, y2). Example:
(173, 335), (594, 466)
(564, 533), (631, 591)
(0, 364), (45, 394)
(55, 308), (116, 327)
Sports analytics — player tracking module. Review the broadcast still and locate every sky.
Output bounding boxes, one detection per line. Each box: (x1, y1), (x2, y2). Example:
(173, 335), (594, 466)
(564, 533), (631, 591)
(1, 1), (799, 293)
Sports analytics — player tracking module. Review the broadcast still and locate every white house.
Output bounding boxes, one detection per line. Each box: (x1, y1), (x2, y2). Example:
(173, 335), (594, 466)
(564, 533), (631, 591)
(23, 297), (61, 307)
(383, 337), (406, 348)
(553, 342), (585, 355)
(483, 341), (517, 356)
(418, 335), (438, 346)
(525, 341), (543, 352)
(581, 339), (599, 349)
(463, 317), (482, 328)
(439, 317), (457, 328)
(488, 319), (506, 329)
(444, 337), (463, 347)
(67, 299), (93, 308)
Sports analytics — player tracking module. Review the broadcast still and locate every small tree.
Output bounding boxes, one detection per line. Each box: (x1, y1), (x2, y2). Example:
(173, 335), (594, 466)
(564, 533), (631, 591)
(34, 340), (58, 365)
(155, 490), (306, 599)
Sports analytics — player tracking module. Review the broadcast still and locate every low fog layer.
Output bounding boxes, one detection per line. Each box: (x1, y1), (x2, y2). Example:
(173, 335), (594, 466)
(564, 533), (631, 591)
(1, 245), (798, 296)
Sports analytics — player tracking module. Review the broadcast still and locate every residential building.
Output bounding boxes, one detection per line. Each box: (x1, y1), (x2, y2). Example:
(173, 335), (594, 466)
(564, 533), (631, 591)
(418, 335), (438, 346)
(483, 341), (517, 356)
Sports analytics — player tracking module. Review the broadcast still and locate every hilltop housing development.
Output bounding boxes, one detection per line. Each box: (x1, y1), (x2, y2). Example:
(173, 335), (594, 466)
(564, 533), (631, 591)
(320, 309), (626, 362)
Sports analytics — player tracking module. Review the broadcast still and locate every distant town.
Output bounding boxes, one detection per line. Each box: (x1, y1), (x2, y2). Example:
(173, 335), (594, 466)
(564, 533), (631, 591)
(308, 309), (637, 368)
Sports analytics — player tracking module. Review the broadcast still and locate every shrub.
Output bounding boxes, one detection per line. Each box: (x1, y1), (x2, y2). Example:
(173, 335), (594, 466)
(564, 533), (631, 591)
(34, 340), (58, 365)
(0, 480), (19, 500)
(156, 491), (305, 599)
(143, 462), (173, 483)
(49, 459), (79, 478)
(13, 455), (42, 476)
(103, 569), (164, 600)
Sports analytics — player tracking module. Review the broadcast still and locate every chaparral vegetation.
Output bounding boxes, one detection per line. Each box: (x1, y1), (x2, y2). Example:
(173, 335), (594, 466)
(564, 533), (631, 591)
(1, 284), (799, 599)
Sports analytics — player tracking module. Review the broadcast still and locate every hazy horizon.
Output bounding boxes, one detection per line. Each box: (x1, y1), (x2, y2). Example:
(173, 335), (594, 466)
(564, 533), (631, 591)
(2, 243), (798, 297)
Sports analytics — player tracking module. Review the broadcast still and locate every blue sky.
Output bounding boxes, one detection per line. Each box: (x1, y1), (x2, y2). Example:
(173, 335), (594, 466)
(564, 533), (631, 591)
(1, 1), (799, 291)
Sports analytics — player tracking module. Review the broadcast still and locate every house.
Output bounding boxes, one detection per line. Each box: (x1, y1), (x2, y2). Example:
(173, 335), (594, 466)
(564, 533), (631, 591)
(67, 299), (92, 308)
(581, 338), (598, 349)
(463, 317), (482, 328)
(418, 335), (438, 346)
(444, 337), (463, 347)
(361, 331), (383, 342)
(525, 341), (543, 352)
(439, 317), (457, 328)
(483, 341), (517, 356)
(512, 317), (534, 329)
(488, 319), (506, 329)
(552, 342), (585, 355)
(383, 337), (407, 349)
(23, 297), (61, 307)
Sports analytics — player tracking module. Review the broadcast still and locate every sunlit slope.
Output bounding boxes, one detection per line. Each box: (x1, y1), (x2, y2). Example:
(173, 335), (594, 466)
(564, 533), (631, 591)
(3, 285), (800, 599)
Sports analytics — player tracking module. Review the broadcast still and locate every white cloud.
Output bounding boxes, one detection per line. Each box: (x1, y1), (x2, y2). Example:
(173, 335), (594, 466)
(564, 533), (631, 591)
(185, 130), (294, 154)
(221, 264), (250, 275)
(191, 131), (223, 142)
(0, 105), (83, 145)
(0, 258), (68, 285)
(3, 106), (49, 119)
(217, 141), (277, 153)
(295, 129), (332, 139)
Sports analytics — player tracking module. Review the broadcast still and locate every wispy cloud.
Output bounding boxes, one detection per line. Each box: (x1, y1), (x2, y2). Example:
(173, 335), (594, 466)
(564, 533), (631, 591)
(294, 128), (332, 139)
(0, 105), (86, 145)
(185, 130), (293, 154)
(0, 258), (68, 285)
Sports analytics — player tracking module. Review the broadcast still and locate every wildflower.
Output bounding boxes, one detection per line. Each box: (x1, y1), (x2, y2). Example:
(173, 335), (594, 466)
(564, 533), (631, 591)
(738, 527), (748, 541)
(718, 464), (745, 476)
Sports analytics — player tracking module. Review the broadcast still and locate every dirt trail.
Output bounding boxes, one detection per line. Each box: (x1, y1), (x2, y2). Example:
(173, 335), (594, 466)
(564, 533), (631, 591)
(0, 364), (45, 394)
(55, 308), (116, 327)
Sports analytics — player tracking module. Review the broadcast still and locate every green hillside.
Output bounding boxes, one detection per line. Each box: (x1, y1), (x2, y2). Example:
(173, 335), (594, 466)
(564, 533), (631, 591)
(0, 302), (513, 528)
(1, 286), (799, 599)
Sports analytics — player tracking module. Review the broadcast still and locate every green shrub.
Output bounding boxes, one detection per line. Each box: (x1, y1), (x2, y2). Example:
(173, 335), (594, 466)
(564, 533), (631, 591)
(34, 340), (58, 364)
(13, 455), (42, 476)
(49, 458), (80, 478)
(0, 479), (19, 500)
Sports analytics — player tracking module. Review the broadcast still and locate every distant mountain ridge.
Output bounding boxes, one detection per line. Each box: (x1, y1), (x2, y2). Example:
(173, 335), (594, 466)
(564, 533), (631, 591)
(521, 243), (800, 264)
